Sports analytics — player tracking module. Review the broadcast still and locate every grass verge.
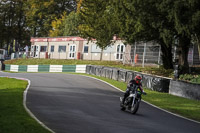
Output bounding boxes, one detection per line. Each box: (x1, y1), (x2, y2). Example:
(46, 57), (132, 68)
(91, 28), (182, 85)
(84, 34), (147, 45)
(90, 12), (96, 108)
(73, 73), (200, 122)
(0, 77), (50, 133)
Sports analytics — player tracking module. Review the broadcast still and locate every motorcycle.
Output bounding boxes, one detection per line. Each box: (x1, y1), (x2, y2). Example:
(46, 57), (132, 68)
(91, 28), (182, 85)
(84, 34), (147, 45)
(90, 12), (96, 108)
(120, 86), (146, 114)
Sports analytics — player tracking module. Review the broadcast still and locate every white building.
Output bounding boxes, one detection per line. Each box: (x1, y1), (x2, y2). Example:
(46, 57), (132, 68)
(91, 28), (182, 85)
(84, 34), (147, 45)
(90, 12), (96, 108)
(30, 36), (132, 62)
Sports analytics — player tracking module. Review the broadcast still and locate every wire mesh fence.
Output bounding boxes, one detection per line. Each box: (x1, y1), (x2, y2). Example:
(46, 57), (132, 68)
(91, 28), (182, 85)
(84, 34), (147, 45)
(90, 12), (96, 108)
(126, 42), (162, 67)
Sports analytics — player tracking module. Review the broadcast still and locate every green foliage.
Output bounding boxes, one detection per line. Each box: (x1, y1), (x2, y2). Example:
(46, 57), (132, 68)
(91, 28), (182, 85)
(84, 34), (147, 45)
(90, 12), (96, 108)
(25, 0), (77, 37)
(111, 0), (174, 69)
(49, 12), (66, 37)
(179, 74), (200, 84)
(79, 0), (119, 51)
(0, 0), (30, 49)
(63, 11), (80, 36)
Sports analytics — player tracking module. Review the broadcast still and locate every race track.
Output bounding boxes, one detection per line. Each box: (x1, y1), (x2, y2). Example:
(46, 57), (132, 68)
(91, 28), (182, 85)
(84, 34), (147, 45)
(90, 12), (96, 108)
(1, 72), (200, 133)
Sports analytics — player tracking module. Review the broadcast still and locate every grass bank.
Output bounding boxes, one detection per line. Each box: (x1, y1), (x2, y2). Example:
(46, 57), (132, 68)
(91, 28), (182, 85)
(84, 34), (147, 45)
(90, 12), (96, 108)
(0, 77), (50, 133)
(73, 73), (200, 122)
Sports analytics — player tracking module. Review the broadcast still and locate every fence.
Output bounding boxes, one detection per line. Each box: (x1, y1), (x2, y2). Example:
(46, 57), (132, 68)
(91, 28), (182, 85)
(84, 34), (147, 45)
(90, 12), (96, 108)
(128, 42), (162, 67)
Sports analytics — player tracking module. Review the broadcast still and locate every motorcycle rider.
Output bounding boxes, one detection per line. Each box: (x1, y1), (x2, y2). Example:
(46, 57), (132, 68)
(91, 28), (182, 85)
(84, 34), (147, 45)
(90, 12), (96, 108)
(122, 75), (144, 105)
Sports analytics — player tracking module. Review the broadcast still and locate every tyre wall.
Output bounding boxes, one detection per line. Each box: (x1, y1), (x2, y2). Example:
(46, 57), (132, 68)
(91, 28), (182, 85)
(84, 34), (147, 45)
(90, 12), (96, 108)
(86, 65), (171, 92)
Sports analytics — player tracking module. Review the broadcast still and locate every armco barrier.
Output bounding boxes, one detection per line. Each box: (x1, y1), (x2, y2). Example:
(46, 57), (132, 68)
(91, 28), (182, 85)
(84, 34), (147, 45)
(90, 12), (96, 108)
(19, 65), (27, 72)
(112, 68), (119, 81)
(105, 67), (113, 79)
(86, 65), (91, 74)
(76, 65), (86, 73)
(126, 71), (134, 83)
(27, 65), (38, 72)
(4, 64), (86, 73)
(96, 66), (103, 76)
(86, 65), (171, 92)
(142, 74), (170, 92)
(100, 67), (107, 78)
(49, 65), (62, 72)
(63, 65), (76, 72)
(118, 69), (127, 82)
(169, 80), (200, 100)
(10, 65), (19, 72)
(101, 67), (113, 79)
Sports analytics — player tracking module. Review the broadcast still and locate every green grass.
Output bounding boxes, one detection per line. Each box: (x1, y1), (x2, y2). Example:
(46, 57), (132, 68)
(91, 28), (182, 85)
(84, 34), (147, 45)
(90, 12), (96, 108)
(142, 89), (200, 121)
(0, 77), (50, 133)
(73, 73), (200, 122)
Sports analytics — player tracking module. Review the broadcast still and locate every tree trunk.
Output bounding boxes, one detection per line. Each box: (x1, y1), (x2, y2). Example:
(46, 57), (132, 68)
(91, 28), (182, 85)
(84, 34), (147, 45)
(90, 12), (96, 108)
(159, 40), (173, 69)
(100, 48), (103, 61)
(178, 36), (190, 74)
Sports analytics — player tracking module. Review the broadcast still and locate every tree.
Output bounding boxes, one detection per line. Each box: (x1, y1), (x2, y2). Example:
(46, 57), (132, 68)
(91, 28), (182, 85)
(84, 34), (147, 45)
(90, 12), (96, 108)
(63, 11), (80, 36)
(25, 0), (77, 37)
(78, 0), (119, 60)
(167, 0), (200, 73)
(49, 12), (66, 37)
(111, 0), (176, 69)
(0, 0), (30, 50)
(112, 0), (200, 73)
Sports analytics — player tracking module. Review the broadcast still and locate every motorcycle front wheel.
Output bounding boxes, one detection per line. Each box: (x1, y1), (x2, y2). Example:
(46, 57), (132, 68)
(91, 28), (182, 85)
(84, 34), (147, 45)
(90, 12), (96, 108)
(130, 100), (140, 114)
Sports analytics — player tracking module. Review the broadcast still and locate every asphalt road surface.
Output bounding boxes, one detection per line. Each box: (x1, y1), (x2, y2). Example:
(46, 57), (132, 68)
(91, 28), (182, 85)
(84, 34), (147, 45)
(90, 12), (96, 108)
(1, 72), (200, 133)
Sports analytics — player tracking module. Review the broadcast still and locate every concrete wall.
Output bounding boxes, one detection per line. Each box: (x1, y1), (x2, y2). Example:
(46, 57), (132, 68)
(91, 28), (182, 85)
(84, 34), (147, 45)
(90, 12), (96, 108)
(4, 64), (86, 73)
(169, 80), (200, 100)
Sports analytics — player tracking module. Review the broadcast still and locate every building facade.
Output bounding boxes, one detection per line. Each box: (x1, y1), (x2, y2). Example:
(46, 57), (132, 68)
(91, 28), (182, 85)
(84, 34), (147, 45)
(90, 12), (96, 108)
(30, 36), (132, 62)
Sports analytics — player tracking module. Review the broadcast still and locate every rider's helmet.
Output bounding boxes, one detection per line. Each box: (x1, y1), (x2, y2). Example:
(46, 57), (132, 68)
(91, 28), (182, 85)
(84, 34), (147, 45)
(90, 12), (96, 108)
(134, 75), (142, 84)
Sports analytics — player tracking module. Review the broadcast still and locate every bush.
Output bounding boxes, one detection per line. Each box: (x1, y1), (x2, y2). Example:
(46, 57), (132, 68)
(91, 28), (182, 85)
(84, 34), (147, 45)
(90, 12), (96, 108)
(179, 74), (200, 84)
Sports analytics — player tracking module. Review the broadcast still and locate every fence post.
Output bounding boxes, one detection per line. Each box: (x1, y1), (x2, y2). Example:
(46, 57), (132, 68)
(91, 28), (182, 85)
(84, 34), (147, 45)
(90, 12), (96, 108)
(123, 52), (125, 65)
(142, 43), (146, 67)
(110, 52), (111, 61)
(158, 45), (161, 67)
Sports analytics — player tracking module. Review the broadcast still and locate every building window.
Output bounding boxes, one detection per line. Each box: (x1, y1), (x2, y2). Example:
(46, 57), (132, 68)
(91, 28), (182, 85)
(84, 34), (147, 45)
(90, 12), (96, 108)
(58, 46), (66, 52)
(69, 45), (76, 58)
(84, 46), (88, 53)
(40, 46), (47, 52)
(51, 45), (54, 52)
(116, 44), (125, 60)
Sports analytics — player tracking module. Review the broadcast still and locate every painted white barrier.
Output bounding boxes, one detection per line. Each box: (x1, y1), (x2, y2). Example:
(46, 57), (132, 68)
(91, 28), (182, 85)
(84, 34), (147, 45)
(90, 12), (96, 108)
(10, 65), (19, 72)
(49, 65), (63, 72)
(27, 65), (38, 72)
(76, 65), (86, 73)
